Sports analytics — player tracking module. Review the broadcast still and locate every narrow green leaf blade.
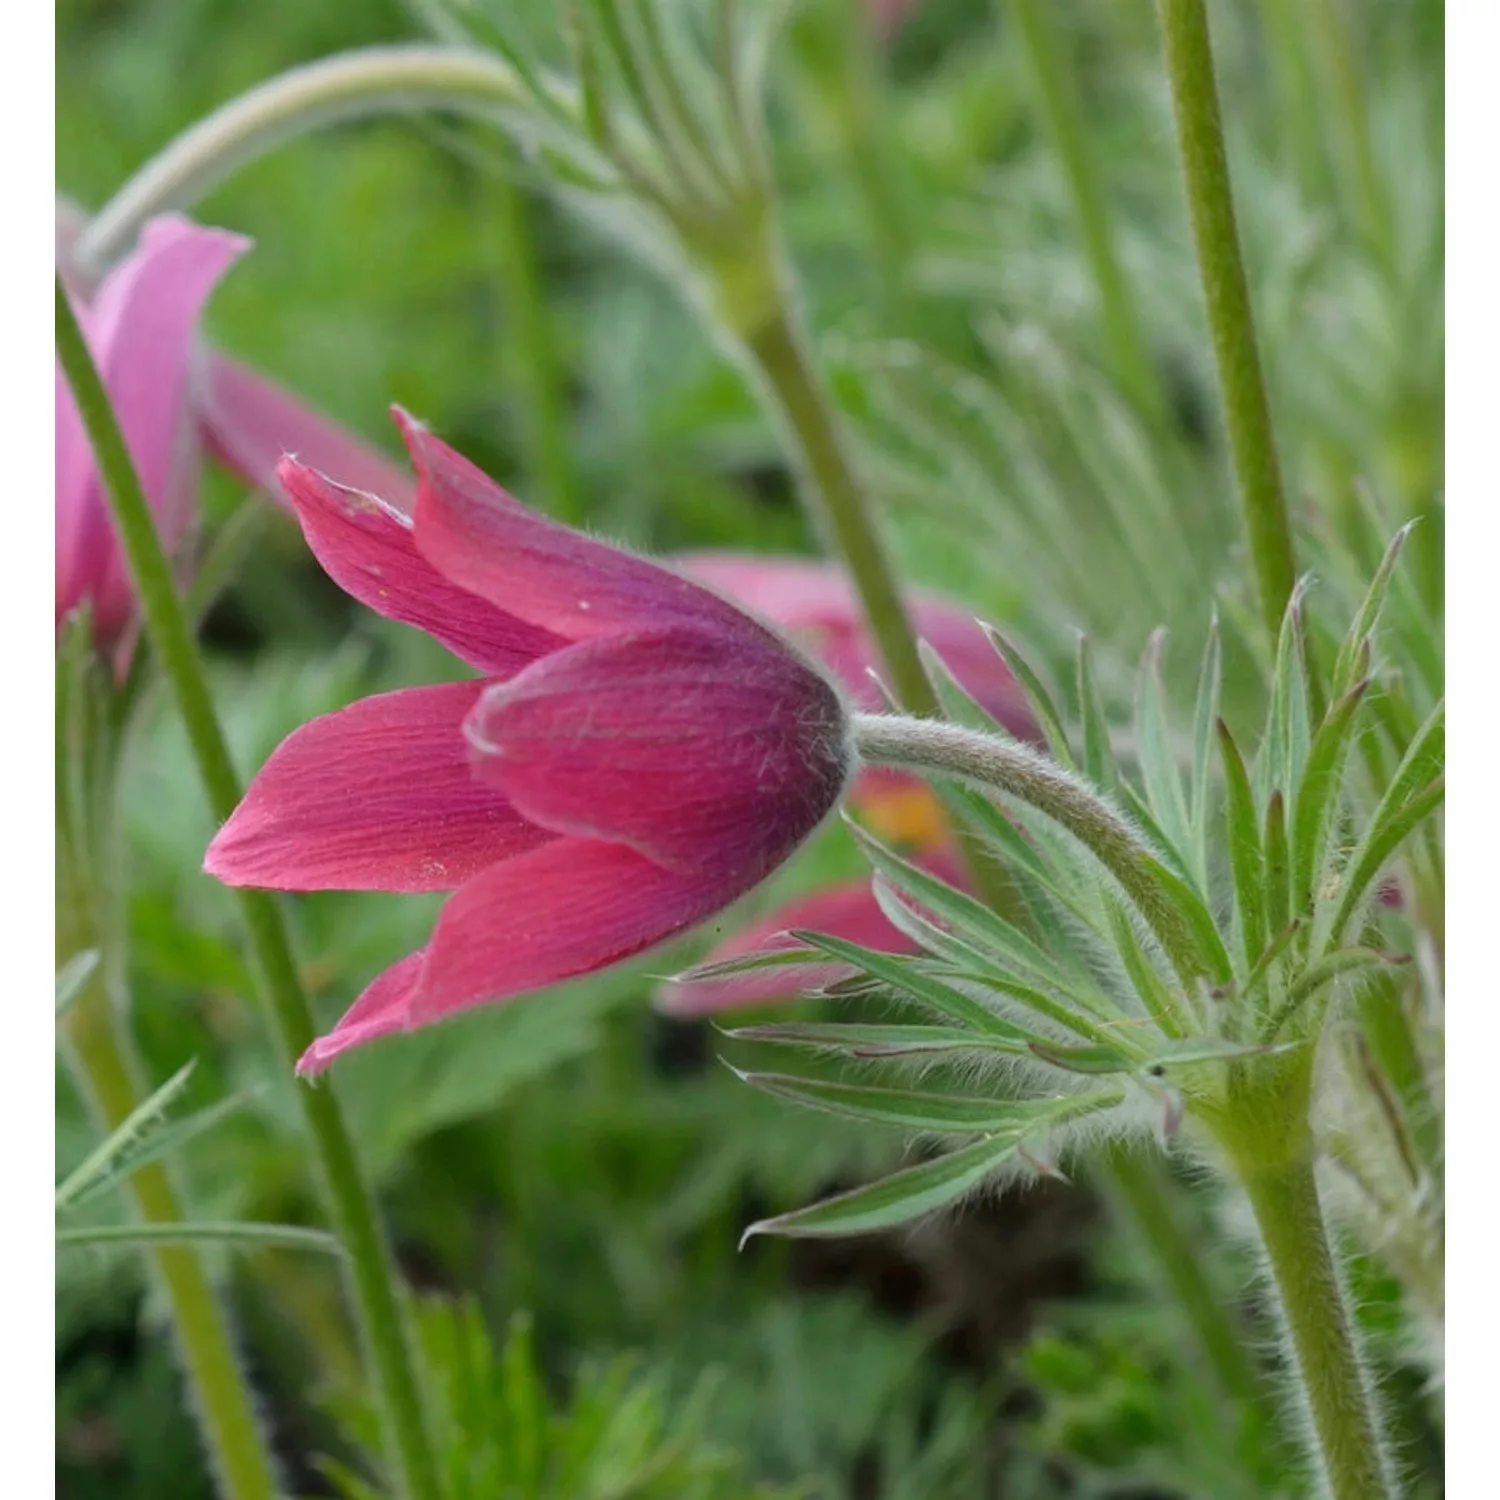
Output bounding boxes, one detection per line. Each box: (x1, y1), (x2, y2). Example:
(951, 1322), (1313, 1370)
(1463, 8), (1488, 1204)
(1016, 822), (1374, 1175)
(56, 1222), (342, 1255)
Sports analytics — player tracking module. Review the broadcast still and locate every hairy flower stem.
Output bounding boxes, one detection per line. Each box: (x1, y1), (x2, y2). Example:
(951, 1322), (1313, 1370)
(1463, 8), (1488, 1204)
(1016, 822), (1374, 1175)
(853, 714), (1209, 989)
(59, 938), (279, 1500)
(1231, 1148), (1395, 1499)
(1011, 0), (1163, 424)
(56, 282), (440, 1500)
(74, 46), (527, 277)
(735, 295), (938, 717)
(1155, 0), (1299, 648)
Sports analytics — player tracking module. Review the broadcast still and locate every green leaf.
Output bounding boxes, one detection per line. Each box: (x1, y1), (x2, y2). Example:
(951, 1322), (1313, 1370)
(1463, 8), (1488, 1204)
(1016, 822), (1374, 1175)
(670, 942), (830, 986)
(788, 931), (1039, 1043)
(60, 1091), (254, 1213)
(847, 822), (1087, 996)
(1263, 791), (1290, 939)
(1333, 521), (1416, 698)
(1263, 948), (1408, 1040)
(740, 1133), (1036, 1242)
(737, 1071), (1121, 1136)
(980, 626), (1077, 769)
(1074, 635), (1118, 794)
(55, 950), (100, 1019)
(1147, 1036), (1301, 1068)
(1134, 630), (1193, 869)
(1103, 895), (1189, 1039)
(56, 1221), (342, 1255)
(55, 1061), (198, 1214)
(1326, 777), (1445, 949)
(1218, 720), (1266, 968)
(1261, 580), (1313, 805)
(1291, 673), (1373, 913)
(1189, 617), (1222, 889)
(721, 1021), (1027, 1057)
(1027, 1041), (1136, 1075)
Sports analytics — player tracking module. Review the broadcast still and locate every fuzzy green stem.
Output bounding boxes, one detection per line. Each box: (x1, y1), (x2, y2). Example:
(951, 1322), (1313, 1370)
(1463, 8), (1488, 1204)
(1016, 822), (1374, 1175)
(1010, 0), (1162, 422)
(1232, 1150), (1396, 1499)
(56, 281), (439, 1500)
(74, 46), (528, 277)
(1156, 0), (1299, 645)
(60, 959), (279, 1500)
(853, 713), (1208, 986)
(1101, 1147), (1263, 1413)
(487, 169), (586, 524)
(733, 294), (937, 716)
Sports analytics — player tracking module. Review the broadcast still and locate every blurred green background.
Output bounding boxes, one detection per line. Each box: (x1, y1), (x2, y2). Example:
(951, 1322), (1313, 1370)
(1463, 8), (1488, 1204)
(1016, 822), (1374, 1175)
(57, 1), (1443, 1496)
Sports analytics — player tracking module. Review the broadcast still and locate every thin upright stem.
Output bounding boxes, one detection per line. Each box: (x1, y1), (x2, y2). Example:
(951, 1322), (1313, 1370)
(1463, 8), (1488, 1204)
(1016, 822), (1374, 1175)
(735, 294), (937, 716)
(488, 169), (586, 525)
(60, 957), (279, 1500)
(1156, 0), (1299, 646)
(56, 282), (439, 1500)
(1233, 1151), (1396, 1499)
(75, 46), (528, 277)
(1011, 0), (1163, 422)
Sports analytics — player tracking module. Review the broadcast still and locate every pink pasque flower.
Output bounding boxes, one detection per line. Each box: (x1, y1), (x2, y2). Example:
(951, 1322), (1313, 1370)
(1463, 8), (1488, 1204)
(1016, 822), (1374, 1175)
(655, 555), (1038, 1019)
(56, 215), (250, 651)
(55, 207), (418, 658)
(204, 412), (854, 1074)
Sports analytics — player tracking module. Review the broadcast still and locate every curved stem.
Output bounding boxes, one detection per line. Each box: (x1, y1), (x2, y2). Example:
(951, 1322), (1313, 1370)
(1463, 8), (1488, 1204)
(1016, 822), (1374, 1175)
(852, 712), (1207, 984)
(1232, 1151), (1396, 1499)
(1156, 0), (1299, 646)
(733, 290), (937, 716)
(56, 281), (439, 1500)
(75, 45), (528, 277)
(1011, 0), (1163, 423)
(60, 956), (279, 1500)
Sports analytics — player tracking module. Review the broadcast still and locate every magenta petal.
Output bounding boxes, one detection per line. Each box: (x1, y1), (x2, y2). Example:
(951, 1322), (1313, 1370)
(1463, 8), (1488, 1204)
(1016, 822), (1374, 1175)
(202, 357), (419, 513)
(204, 682), (554, 892)
(297, 950), (425, 1076)
(397, 413), (762, 644)
(465, 627), (850, 879)
(275, 456), (566, 678)
(655, 876), (919, 1017)
(406, 839), (740, 1028)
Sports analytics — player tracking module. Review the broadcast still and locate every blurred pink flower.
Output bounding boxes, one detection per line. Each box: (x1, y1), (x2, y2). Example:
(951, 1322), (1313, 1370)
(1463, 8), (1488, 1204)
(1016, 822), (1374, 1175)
(205, 412), (853, 1073)
(55, 207), (417, 659)
(56, 215), (250, 652)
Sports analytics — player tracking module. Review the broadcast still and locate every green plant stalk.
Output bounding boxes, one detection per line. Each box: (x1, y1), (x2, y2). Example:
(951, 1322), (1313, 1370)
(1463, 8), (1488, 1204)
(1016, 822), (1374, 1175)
(1101, 1147), (1262, 1413)
(733, 288), (938, 717)
(56, 282), (439, 1500)
(74, 46), (529, 277)
(1230, 1146), (1395, 1500)
(487, 168), (586, 524)
(59, 959), (279, 1500)
(1155, 0), (1299, 647)
(1010, 0), (1162, 422)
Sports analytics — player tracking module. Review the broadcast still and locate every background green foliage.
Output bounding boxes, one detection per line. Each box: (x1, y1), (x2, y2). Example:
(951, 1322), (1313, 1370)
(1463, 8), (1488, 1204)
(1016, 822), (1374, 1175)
(57, 1), (1442, 1495)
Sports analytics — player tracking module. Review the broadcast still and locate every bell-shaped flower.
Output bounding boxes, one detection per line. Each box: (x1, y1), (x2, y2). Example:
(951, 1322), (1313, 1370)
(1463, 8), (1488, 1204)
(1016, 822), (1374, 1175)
(205, 413), (853, 1073)
(653, 553), (1037, 1018)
